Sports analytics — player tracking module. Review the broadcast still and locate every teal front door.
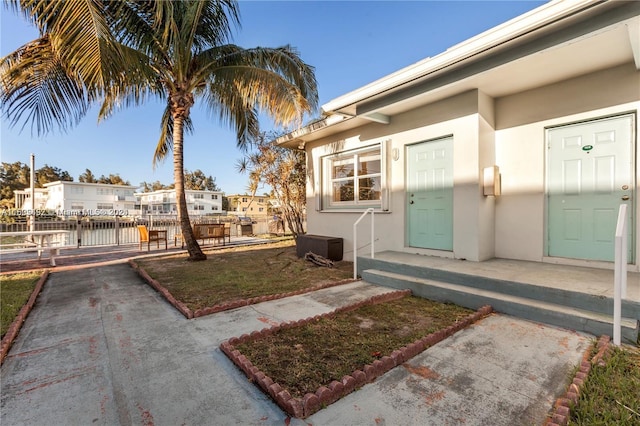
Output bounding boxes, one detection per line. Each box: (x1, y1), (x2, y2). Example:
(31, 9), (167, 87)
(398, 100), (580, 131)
(547, 114), (634, 261)
(407, 137), (453, 250)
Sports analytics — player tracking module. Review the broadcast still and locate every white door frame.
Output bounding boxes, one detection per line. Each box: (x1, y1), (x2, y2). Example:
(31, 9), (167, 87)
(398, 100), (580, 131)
(544, 112), (636, 263)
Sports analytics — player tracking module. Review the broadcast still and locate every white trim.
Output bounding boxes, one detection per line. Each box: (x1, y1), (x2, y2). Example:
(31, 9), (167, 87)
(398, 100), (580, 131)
(627, 16), (640, 69)
(319, 142), (388, 211)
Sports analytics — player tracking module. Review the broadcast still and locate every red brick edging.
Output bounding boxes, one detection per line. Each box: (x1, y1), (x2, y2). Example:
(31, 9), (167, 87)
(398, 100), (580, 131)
(129, 260), (194, 318)
(544, 335), (613, 426)
(128, 259), (358, 319)
(220, 291), (493, 419)
(1, 271), (50, 365)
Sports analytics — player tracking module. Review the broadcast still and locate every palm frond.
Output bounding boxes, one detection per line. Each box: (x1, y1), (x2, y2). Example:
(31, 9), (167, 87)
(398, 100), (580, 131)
(218, 45), (318, 111)
(0, 35), (89, 135)
(154, 106), (174, 167)
(97, 43), (165, 122)
(153, 103), (194, 166)
(196, 44), (318, 125)
(13, 0), (128, 95)
(201, 80), (259, 150)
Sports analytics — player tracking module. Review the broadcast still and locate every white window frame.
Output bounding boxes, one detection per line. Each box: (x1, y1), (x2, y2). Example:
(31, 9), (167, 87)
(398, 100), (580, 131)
(320, 142), (388, 211)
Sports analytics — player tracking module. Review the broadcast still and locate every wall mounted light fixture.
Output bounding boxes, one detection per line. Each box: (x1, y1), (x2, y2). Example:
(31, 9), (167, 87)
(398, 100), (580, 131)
(483, 165), (501, 196)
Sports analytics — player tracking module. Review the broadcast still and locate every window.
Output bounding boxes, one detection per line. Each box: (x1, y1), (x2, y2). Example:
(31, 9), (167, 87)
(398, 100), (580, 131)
(194, 205), (204, 210)
(322, 145), (383, 209)
(212, 206), (219, 210)
(193, 193), (204, 199)
(97, 203), (113, 209)
(242, 197), (248, 202)
(212, 194), (218, 200)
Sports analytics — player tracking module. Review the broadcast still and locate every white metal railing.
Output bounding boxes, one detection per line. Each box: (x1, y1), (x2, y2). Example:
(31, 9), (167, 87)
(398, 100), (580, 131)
(613, 203), (628, 346)
(0, 215), (296, 248)
(353, 208), (375, 279)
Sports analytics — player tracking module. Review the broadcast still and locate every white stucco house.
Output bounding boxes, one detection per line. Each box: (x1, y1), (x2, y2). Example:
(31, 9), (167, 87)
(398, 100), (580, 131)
(278, 0), (640, 270)
(16, 181), (138, 214)
(136, 189), (223, 216)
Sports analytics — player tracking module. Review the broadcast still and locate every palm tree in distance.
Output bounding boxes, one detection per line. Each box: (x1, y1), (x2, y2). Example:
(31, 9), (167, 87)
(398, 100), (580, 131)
(1, 0), (318, 260)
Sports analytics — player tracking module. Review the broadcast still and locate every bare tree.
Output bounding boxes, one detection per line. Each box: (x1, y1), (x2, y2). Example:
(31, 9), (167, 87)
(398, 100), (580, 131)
(237, 131), (306, 237)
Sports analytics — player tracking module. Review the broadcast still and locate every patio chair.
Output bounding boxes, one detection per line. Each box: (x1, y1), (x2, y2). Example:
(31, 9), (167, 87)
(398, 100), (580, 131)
(137, 225), (168, 251)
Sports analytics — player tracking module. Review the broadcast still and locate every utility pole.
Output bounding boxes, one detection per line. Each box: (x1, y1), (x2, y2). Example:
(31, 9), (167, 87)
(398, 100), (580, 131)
(29, 153), (35, 233)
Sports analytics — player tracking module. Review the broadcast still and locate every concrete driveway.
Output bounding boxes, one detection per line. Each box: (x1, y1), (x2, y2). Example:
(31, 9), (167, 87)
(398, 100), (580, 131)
(1, 263), (593, 425)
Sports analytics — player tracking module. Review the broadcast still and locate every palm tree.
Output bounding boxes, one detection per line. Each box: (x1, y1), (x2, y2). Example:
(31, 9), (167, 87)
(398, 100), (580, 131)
(0, 0), (129, 135)
(1, 1), (318, 260)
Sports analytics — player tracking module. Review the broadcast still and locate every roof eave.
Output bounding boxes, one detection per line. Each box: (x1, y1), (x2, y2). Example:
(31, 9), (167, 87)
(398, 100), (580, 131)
(321, 0), (606, 115)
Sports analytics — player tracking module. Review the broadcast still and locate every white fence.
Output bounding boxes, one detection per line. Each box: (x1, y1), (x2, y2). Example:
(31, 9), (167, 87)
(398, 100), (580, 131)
(0, 215), (286, 247)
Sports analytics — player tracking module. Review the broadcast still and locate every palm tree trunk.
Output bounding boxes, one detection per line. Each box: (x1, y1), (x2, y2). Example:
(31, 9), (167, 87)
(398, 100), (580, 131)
(173, 115), (206, 261)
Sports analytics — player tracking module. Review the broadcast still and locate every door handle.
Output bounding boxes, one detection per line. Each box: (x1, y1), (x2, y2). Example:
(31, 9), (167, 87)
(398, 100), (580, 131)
(622, 195), (630, 201)
(410, 200), (414, 204)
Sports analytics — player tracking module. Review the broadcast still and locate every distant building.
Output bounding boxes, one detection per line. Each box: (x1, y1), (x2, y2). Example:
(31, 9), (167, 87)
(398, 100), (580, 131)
(15, 183), (225, 217)
(136, 189), (223, 216)
(225, 194), (275, 218)
(13, 188), (48, 210)
(15, 181), (137, 215)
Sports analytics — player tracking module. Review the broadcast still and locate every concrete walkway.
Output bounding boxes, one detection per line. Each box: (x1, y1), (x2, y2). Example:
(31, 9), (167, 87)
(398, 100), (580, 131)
(1, 263), (593, 425)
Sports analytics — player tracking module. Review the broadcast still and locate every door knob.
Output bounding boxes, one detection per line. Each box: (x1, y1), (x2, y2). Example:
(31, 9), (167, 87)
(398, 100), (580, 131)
(410, 200), (414, 204)
(622, 195), (630, 200)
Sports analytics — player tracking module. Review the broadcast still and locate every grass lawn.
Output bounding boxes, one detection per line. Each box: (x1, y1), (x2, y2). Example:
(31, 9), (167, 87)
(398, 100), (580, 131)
(569, 345), (640, 425)
(234, 295), (474, 399)
(135, 239), (353, 311)
(0, 271), (41, 338)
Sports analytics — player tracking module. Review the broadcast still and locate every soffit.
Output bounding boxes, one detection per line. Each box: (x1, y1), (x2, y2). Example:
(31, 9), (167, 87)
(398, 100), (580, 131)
(370, 20), (635, 118)
(279, 1), (638, 147)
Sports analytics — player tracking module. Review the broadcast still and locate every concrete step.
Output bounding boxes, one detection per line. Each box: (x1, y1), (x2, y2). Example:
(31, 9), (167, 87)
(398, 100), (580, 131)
(361, 268), (639, 344)
(357, 256), (640, 320)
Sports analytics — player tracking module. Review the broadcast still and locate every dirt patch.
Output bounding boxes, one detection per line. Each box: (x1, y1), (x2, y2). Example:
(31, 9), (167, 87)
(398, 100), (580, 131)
(222, 292), (492, 418)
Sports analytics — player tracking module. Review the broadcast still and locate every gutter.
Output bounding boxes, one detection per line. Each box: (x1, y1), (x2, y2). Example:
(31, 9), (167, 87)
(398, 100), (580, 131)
(274, 113), (355, 148)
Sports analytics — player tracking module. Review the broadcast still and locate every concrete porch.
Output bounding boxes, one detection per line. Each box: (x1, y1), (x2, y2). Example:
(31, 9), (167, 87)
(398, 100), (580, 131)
(357, 252), (640, 344)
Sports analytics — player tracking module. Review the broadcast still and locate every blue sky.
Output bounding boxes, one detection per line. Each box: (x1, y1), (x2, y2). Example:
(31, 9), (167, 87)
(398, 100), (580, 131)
(1, 1), (545, 195)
